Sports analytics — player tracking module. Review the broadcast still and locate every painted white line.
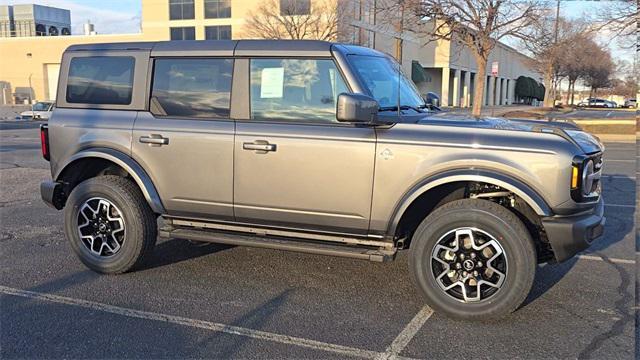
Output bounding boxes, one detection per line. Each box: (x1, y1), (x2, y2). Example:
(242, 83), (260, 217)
(0, 285), (396, 359)
(604, 159), (636, 163)
(577, 255), (636, 265)
(605, 204), (635, 209)
(601, 175), (636, 180)
(376, 306), (434, 360)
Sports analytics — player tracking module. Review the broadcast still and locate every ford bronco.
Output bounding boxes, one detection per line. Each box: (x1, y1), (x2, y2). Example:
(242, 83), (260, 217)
(40, 40), (605, 320)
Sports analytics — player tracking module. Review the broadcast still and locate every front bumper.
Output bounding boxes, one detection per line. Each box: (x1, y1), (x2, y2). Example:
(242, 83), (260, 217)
(41, 180), (65, 210)
(542, 198), (605, 262)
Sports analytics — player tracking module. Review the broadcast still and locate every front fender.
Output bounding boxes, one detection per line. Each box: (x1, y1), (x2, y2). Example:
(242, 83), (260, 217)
(386, 168), (553, 236)
(54, 148), (165, 214)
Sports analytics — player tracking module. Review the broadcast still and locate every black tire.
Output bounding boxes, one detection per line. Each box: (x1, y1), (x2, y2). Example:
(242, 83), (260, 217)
(64, 175), (157, 274)
(409, 198), (536, 320)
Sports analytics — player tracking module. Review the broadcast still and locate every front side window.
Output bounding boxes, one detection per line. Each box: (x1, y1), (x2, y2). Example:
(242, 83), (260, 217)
(151, 58), (233, 118)
(348, 55), (423, 109)
(204, 0), (231, 18)
(170, 26), (195, 40)
(205, 25), (232, 40)
(250, 58), (349, 123)
(66, 56), (134, 105)
(280, 0), (311, 15)
(169, 0), (194, 20)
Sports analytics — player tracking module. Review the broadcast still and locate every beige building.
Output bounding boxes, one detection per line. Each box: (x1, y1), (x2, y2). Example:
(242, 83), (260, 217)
(0, 0), (540, 106)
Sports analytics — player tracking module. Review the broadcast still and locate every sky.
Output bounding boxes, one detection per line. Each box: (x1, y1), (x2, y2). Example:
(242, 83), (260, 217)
(1, 0), (634, 65)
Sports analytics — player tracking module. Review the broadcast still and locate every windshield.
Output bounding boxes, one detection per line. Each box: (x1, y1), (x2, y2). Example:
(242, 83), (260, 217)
(348, 55), (424, 110)
(32, 102), (51, 111)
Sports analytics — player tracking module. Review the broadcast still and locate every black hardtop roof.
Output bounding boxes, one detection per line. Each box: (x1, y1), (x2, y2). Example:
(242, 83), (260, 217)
(65, 39), (387, 57)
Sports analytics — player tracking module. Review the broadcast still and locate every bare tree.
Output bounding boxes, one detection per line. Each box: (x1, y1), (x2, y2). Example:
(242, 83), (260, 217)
(520, 16), (591, 107)
(595, 0), (638, 48)
(243, 0), (347, 41)
(581, 46), (615, 97)
(397, 0), (543, 116)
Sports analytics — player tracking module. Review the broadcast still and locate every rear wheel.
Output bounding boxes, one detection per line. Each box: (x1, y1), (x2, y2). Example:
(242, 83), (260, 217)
(409, 199), (536, 320)
(64, 175), (157, 274)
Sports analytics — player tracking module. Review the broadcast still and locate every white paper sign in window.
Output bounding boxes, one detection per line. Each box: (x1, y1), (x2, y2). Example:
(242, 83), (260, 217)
(260, 67), (284, 98)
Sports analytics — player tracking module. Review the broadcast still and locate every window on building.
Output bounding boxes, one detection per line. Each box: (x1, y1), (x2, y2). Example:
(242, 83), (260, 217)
(169, 0), (195, 20)
(66, 56), (134, 105)
(205, 25), (232, 40)
(279, 0), (311, 15)
(204, 0), (231, 18)
(151, 58), (233, 118)
(170, 27), (195, 40)
(250, 58), (349, 123)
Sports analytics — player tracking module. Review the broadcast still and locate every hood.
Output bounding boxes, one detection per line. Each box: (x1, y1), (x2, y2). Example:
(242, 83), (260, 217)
(412, 114), (603, 154)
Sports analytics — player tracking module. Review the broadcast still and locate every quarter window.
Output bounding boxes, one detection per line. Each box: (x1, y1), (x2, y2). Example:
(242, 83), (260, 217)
(66, 56), (134, 105)
(151, 58), (233, 118)
(250, 58), (348, 123)
(169, 0), (195, 20)
(205, 25), (232, 40)
(204, 0), (231, 18)
(170, 27), (195, 40)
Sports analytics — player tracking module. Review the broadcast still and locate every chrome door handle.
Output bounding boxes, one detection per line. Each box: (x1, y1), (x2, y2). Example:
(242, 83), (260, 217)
(243, 142), (276, 152)
(139, 135), (169, 146)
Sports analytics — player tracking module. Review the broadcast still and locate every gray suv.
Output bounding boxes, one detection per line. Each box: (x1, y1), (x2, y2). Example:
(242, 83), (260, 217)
(40, 40), (605, 320)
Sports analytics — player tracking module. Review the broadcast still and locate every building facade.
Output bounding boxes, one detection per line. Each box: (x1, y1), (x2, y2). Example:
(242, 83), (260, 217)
(0, 0), (540, 105)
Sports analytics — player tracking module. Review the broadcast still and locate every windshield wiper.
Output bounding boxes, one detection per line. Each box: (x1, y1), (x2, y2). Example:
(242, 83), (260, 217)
(378, 105), (423, 113)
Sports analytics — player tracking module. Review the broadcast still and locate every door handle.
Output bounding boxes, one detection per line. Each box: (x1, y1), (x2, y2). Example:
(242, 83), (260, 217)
(243, 142), (276, 152)
(139, 135), (169, 146)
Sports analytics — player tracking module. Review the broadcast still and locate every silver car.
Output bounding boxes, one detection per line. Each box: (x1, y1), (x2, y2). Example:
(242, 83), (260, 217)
(40, 40), (605, 320)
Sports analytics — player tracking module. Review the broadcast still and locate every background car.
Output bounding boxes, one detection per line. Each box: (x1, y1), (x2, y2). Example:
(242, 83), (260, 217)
(623, 99), (637, 108)
(18, 101), (55, 120)
(576, 98), (612, 108)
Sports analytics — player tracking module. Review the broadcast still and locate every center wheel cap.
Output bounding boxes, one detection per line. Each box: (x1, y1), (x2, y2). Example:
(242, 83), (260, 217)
(463, 259), (475, 271)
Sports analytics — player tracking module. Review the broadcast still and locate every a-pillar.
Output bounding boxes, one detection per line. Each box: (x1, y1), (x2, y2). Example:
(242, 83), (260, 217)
(441, 67), (450, 107)
(462, 71), (471, 107)
(452, 69), (461, 107)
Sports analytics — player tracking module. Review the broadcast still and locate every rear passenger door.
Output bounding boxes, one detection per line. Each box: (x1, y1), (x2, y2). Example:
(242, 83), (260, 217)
(132, 57), (235, 220)
(233, 58), (376, 234)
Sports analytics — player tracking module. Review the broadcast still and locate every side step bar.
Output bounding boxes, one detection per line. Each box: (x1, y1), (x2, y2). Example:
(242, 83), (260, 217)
(161, 228), (397, 262)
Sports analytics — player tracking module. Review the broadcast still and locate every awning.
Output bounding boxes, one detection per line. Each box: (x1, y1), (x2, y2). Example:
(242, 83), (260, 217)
(411, 61), (428, 84)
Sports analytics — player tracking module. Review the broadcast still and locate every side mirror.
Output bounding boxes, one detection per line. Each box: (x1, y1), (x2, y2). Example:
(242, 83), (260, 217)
(336, 93), (378, 123)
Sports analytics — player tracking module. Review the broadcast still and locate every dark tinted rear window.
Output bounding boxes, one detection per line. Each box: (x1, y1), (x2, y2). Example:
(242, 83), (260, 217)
(151, 58), (233, 118)
(66, 56), (135, 105)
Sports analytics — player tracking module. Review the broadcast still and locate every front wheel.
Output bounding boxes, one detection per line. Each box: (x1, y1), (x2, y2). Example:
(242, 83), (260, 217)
(409, 199), (536, 320)
(64, 176), (157, 274)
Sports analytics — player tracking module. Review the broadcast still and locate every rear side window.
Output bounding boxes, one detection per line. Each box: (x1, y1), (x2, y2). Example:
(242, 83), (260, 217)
(151, 58), (233, 118)
(66, 56), (135, 105)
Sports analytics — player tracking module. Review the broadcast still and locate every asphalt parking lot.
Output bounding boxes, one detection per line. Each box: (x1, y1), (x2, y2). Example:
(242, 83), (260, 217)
(0, 121), (637, 359)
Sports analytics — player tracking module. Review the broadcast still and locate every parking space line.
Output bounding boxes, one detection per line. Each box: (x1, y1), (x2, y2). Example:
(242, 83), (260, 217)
(605, 204), (635, 209)
(577, 255), (636, 265)
(375, 306), (434, 360)
(602, 175), (636, 180)
(0, 285), (403, 359)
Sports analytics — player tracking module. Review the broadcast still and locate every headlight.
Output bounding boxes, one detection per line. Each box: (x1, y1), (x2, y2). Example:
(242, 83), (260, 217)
(581, 160), (594, 195)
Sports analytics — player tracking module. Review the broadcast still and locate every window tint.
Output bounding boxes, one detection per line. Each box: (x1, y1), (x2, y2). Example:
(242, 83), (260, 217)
(250, 59), (348, 123)
(151, 58), (233, 118)
(280, 0), (310, 15)
(169, 0), (194, 20)
(204, 0), (231, 18)
(66, 56), (134, 105)
(170, 27), (195, 40)
(205, 25), (232, 40)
